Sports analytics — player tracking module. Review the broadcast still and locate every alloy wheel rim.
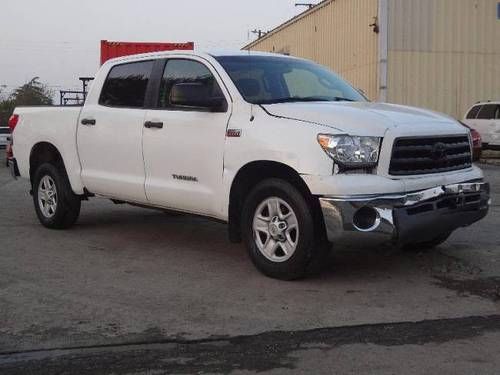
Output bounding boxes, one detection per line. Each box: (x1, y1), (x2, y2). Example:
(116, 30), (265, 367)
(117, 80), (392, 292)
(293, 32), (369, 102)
(38, 175), (58, 218)
(252, 197), (299, 263)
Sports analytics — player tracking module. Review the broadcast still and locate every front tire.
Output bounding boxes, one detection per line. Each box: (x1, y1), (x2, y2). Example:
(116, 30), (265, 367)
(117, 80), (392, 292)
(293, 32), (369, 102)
(33, 163), (81, 229)
(241, 178), (328, 280)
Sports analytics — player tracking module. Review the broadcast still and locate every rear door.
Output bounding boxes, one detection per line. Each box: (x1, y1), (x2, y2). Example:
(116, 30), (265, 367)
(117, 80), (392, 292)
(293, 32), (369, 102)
(492, 105), (500, 146)
(77, 60), (154, 202)
(463, 104), (481, 129)
(475, 104), (498, 145)
(142, 57), (232, 216)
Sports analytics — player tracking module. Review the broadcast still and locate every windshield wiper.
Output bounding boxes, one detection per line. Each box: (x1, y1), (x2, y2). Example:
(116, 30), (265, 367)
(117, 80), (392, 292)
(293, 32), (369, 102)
(258, 96), (354, 105)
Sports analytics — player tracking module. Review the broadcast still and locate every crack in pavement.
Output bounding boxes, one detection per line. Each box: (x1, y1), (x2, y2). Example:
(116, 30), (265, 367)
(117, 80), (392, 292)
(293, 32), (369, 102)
(1, 315), (500, 375)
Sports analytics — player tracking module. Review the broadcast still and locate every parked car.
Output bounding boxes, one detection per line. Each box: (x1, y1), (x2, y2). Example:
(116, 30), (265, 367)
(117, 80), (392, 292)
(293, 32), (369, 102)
(0, 126), (10, 149)
(8, 51), (490, 280)
(459, 122), (482, 161)
(463, 101), (500, 150)
(1, 127), (11, 167)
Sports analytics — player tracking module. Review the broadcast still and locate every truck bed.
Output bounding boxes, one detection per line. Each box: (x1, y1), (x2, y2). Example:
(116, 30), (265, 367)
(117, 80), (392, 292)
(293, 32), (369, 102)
(12, 106), (85, 194)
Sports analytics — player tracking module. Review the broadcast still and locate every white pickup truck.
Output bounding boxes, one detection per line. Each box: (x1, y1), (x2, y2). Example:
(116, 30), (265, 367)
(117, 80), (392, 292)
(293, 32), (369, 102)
(8, 51), (490, 280)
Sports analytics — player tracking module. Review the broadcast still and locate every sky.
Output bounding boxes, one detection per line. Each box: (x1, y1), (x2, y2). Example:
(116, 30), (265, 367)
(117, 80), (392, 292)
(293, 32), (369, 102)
(0, 0), (306, 98)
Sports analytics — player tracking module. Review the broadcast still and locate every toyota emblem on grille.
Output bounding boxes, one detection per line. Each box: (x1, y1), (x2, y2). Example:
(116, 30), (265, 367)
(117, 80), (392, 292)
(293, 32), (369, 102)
(431, 142), (447, 160)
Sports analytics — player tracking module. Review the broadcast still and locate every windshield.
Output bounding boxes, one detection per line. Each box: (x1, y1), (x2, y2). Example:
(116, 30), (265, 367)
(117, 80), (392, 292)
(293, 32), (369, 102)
(214, 55), (367, 105)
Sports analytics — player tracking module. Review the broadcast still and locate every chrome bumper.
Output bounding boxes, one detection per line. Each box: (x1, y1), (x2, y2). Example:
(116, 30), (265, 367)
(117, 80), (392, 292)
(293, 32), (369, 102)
(319, 181), (490, 244)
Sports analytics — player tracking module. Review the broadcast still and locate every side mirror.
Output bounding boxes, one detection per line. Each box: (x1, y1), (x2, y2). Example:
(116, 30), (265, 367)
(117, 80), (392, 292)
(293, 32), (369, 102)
(170, 82), (227, 112)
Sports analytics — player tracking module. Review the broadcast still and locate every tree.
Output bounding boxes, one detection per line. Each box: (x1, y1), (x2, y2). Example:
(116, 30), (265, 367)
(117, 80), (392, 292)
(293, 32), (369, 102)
(0, 98), (15, 127)
(0, 77), (53, 126)
(10, 77), (53, 106)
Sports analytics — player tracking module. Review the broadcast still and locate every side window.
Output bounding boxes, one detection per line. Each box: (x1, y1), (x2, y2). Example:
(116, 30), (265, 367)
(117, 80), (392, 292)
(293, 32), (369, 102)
(477, 104), (497, 120)
(495, 106), (500, 120)
(99, 61), (154, 108)
(466, 105), (481, 119)
(158, 59), (223, 109)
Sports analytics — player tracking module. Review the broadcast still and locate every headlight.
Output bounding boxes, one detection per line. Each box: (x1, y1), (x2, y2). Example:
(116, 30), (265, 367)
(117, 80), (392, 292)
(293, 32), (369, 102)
(317, 134), (382, 168)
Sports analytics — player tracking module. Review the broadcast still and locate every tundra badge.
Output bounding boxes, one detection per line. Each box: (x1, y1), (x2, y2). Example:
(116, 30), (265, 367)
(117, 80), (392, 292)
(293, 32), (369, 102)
(173, 175), (198, 182)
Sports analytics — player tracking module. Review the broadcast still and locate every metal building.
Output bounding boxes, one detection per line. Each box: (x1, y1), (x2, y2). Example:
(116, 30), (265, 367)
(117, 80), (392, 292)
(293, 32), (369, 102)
(244, 0), (500, 119)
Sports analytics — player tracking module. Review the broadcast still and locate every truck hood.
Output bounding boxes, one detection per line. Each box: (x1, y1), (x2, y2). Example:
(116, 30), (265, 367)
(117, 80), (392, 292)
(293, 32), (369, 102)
(262, 102), (465, 137)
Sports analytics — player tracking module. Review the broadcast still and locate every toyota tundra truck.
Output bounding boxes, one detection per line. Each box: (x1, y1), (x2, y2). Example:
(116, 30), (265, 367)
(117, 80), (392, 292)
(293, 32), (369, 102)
(8, 51), (490, 280)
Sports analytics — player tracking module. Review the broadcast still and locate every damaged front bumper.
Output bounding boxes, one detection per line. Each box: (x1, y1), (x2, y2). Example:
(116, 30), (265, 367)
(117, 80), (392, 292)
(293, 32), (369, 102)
(319, 181), (490, 245)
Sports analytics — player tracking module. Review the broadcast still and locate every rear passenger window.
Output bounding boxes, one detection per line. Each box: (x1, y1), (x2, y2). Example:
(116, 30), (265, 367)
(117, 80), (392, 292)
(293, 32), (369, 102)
(99, 61), (154, 108)
(466, 105), (481, 119)
(477, 104), (497, 120)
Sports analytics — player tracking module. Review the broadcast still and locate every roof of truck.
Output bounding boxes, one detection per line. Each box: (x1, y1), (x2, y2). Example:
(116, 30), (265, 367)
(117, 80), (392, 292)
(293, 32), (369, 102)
(103, 49), (297, 65)
(208, 50), (291, 57)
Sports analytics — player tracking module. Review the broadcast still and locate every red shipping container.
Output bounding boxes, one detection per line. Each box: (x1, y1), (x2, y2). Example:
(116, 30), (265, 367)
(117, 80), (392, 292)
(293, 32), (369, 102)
(100, 40), (194, 65)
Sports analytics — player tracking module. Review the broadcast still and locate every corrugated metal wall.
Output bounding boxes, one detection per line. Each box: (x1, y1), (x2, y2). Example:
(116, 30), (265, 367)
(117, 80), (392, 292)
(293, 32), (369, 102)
(387, 0), (500, 118)
(245, 0), (380, 100)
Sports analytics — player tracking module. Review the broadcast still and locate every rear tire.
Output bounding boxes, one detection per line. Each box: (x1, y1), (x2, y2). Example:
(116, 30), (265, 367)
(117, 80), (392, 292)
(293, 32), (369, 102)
(33, 163), (81, 229)
(241, 178), (329, 280)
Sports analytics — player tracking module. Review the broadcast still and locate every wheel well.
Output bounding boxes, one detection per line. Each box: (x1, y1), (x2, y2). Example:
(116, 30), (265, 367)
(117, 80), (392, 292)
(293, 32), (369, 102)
(29, 142), (65, 186)
(228, 161), (325, 243)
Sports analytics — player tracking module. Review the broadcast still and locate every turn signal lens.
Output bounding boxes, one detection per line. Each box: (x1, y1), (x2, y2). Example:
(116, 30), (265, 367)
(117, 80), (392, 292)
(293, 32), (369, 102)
(317, 134), (332, 149)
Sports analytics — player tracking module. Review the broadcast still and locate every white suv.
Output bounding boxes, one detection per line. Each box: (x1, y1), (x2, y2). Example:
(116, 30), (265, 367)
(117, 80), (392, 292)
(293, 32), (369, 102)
(463, 101), (500, 150)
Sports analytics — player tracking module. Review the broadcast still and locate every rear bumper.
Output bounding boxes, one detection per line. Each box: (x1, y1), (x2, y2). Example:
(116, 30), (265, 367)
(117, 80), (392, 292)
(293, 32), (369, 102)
(8, 157), (20, 179)
(319, 181), (490, 245)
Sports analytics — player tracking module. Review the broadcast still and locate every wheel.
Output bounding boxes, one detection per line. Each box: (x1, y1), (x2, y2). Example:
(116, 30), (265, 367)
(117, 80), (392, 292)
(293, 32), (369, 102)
(403, 232), (452, 252)
(241, 178), (328, 280)
(33, 163), (81, 229)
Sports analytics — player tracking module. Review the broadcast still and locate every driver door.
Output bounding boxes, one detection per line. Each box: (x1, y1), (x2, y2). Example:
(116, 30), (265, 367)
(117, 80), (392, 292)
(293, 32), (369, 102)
(142, 58), (232, 216)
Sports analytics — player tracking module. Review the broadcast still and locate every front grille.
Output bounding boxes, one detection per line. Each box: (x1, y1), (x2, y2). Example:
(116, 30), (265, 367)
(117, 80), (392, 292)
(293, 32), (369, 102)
(389, 135), (472, 176)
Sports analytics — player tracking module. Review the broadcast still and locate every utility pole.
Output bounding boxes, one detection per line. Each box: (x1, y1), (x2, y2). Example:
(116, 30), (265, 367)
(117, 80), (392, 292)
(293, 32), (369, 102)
(251, 29), (267, 39)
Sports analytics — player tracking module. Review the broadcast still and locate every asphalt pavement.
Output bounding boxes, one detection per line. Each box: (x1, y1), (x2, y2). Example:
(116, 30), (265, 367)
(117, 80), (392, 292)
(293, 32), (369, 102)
(0, 154), (499, 374)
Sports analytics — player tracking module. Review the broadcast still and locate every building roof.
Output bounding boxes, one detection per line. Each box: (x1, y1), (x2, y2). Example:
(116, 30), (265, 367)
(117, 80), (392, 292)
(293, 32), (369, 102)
(242, 0), (333, 50)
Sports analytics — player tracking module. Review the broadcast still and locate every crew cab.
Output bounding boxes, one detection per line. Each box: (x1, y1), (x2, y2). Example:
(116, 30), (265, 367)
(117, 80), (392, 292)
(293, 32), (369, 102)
(8, 51), (490, 280)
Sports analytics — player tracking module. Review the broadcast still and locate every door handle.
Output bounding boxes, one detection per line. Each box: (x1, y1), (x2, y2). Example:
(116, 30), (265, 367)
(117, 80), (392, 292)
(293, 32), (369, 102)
(144, 121), (164, 129)
(81, 118), (96, 126)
